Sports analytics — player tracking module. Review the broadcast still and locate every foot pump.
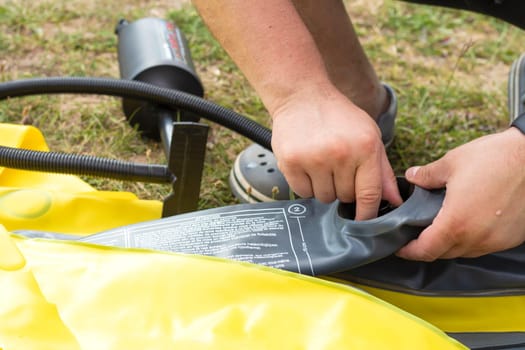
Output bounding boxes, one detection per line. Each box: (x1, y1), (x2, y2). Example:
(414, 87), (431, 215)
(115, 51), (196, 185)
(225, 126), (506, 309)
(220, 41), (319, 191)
(116, 17), (208, 216)
(0, 18), (226, 217)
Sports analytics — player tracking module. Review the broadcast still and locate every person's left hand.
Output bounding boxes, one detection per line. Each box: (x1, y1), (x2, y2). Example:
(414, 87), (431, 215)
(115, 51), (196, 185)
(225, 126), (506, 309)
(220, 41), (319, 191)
(397, 127), (525, 261)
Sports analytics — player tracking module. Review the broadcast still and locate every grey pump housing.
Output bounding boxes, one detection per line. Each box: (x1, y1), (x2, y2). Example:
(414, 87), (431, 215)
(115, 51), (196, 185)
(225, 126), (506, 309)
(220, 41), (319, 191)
(116, 17), (204, 139)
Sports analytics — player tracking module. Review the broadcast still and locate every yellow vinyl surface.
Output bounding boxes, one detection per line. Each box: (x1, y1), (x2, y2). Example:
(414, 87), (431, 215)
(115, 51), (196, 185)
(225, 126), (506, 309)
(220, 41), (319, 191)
(0, 123), (465, 349)
(337, 280), (525, 333)
(0, 124), (161, 234)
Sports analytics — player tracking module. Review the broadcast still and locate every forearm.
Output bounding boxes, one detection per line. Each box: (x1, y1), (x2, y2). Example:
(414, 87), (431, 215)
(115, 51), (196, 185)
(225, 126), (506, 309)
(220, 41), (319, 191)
(192, 0), (333, 115)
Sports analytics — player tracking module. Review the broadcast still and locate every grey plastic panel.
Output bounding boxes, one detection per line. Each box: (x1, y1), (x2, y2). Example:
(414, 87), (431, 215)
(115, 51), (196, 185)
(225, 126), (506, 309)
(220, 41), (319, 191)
(65, 185), (444, 275)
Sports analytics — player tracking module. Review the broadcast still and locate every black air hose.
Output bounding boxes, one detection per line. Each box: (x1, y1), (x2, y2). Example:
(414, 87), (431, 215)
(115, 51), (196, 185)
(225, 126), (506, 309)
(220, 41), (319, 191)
(0, 77), (272, 148)
(0, 77), (273, 182)
(0, 146), (174, 184)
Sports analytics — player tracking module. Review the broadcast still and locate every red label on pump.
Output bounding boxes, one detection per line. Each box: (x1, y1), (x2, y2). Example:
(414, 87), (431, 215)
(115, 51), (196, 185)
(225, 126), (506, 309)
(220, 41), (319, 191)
(164, 21), (187, 65)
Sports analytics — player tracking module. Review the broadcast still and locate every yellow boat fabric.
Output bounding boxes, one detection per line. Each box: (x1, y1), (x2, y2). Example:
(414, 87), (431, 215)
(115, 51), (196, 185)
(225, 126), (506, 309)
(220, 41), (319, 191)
(0, 231), (464, 349)
(341, 281), (525, 334)
(0, 123), (465, 349)
(0, 124), (161, 234)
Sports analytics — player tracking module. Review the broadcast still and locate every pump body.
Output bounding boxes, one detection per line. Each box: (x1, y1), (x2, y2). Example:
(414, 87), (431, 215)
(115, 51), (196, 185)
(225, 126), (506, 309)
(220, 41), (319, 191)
(116, 18), (204, 139)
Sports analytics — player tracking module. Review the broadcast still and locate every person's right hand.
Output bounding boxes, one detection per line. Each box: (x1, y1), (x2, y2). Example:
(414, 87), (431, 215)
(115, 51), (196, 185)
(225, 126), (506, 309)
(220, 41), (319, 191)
(270, 84), (402, 220)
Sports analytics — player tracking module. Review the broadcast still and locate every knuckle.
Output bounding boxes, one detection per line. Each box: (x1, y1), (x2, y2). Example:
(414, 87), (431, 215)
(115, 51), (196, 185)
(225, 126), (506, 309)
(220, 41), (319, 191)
(355, 186), (382, 205)
(278, 151), (304, 169)
(443, 219), (466, 244)
(355, 131), (380, 153)
(417, 249), (440, 262)
(329, 145), (352, 163)
(418, 166), (434, 182)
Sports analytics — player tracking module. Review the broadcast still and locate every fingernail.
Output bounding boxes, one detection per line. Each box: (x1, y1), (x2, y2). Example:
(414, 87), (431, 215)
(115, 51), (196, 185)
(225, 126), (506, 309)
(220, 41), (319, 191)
(406, 166), (420, 179)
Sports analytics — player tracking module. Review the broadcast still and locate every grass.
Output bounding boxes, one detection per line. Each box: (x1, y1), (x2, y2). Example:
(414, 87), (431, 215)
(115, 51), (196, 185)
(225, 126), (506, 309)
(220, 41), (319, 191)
(0, 0), (524, 210)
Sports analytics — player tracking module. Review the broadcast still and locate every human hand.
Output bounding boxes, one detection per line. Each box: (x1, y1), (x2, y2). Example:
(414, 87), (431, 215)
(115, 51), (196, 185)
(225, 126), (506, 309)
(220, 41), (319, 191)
(270, 84), (402, 220)
(397, 128), (525, 261)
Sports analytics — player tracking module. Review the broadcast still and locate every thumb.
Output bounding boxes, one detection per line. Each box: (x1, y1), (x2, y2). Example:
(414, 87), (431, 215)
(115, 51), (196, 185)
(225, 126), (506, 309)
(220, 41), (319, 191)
(405, 160), (449, 190)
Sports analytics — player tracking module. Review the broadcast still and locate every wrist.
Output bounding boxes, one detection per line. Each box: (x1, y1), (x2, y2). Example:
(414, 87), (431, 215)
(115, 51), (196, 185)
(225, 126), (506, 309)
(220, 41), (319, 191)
(265, 78), (339, 117)
(503, 126), (525, 163)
